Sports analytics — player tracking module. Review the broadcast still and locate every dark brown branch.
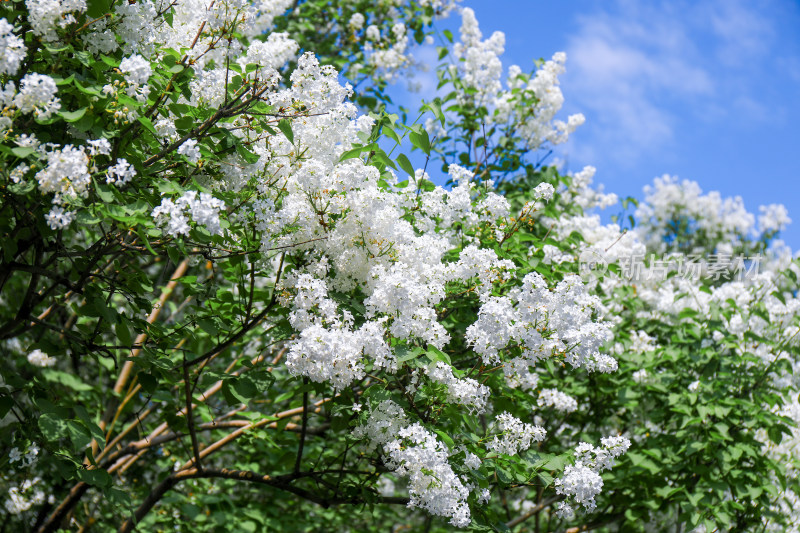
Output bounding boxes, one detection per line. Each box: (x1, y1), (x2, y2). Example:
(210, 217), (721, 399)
(295, 379), (309, 474)
(183, 361), (203, 471)
(182, 252), (284, 368)
(118, 467), (410, 533)
(506, 495), (561, 529)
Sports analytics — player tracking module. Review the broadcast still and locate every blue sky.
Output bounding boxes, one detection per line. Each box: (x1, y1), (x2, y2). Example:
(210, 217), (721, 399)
(388, 0), (800, 248)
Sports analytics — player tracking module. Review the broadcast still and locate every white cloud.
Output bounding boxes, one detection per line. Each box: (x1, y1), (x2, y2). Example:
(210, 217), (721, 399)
(561, 0), (778, 169)
(702, 0), (774, 65)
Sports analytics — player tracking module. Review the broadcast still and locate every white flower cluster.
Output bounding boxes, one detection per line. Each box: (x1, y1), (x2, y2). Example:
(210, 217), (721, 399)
(45, 206), (75, 230)
(354, 401), (472, 527)
(27, 348), (56, 367)
(348, 13), (365, 30)
(493, 53), (585, 150)
(3, 73), (62, 122)
(34, 144), (93, 228)
(106, 158), (136, 186)
(538, 388), (578, 413)
(119, 54), (152, 86)
(465, 272), (615, 371)
(759, 204), (792, 235)
(635, 175), (757, 253)
(450, 9), (584, 150)
(152, 191), (225, 237)
(9, 444), (39, 467)
(119, 54), (152, 102)
(452, 7), (504, 109)
(177, 139), (201, 164)
(87, 138), (111, 156)
(285, 323), (375, 390)
(364, 22), (411, 82)
(4, 477), (47, 515)
(25, 0), (86, 40)
(0, 19), (25, 76)
(485, 412), (546, 456)
(424, 361), (490, 413)
(283, 274), (393, 390)
(236, 53), (522, 361)
(555, 436), (631, 514)
(563, 166), (618, 211)
(86, 0), (292, 63)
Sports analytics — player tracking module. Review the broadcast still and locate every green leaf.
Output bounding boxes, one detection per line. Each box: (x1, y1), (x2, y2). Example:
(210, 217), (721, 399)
(197, 317), (218, 336)
(277, 119), (294, 144)
(426, 346), (451, 365)
(0, 396), (13, 419)
(100, 54), (119, 68)
(77, 467), (113, 488)
(423, 101), (445, 127)
(66, 420), (93, 451)
(339, 143), (377, 162)
(138, 372), (158, 394)
(371, 150), (396, 170)
(223, 378), (256, 405)
(86, 0), (112, 17)
(137, 116), (158, 136)
(233, 376), (258, 400)
(383, 126), (401, 145)
(39, 412), (67, 441)
(395, 345), (421, 363)
(11, 147), (35, 159)
(42, 370), (93, 392)
(115, 321), (132, 347)
(396, 153), (415, 178)
(59, 108), (87, 122)
(541, 455), (569, 472)
(434, 430), (455, 448)
(408, 130), (431, 155)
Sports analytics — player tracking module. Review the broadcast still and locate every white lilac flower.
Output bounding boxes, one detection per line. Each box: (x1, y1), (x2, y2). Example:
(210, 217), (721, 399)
(4, 477), (47, 514)
(348, 13), (365, 30)
(13, 73), (61, 119)
(45, 206), (75, 229)
(466, 272), (614, 371)
(106, 158), (136, 185)
(486, 412), (546, 456)
(0, 19), (25, 76)
(424, 361), (490, 413)
(555, 501), (574, 519)
(354, 402), (472, 528)
(27, 348), (56, 367)
(35, 145), (90, 202)
(154, 118), (178, 142)
(533, 182), (555, 201)
(555, 462), (603, 512)
(87, 138), (111, 156)
(152, 191), (225, 237)
(177, 138), (201, 163)
(10, 164), (29, 184)
(9, 448), (23, 463)
(365, 25), (380, 40)
(25, 0), (87, 40)
(758, 204), (791, 234)
(555, 436), (631, 512)
(538, 388), (578, 413)
(119, 54), (152, 86)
